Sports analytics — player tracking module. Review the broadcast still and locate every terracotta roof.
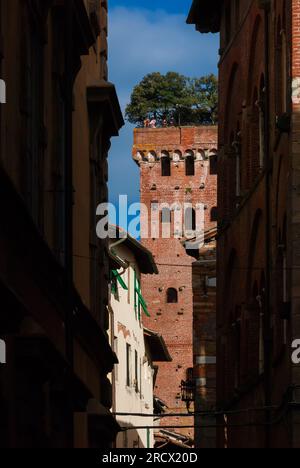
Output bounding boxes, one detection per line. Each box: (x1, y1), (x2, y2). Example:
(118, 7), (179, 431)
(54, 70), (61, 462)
(182, 226), (218, 249)
(144, 328), (172, 363)
(109, 225), (158, 275)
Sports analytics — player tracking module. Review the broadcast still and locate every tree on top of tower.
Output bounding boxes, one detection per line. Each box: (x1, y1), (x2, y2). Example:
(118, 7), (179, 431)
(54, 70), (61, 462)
(125, 72), (218, 127)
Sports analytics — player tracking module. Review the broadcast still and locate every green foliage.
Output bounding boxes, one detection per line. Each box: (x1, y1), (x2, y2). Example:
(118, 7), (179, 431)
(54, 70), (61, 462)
(125, 72), (218, 127)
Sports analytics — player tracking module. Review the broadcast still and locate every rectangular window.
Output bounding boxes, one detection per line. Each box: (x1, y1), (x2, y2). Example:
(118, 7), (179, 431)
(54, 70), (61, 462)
(161, 157), (171, 177)
(151, 201), (159, 211)
(206, 277), (217, 288)
(161, 208), (171, 224)
(210, 154), (218, 175)
(151, 201), (160, 238)
(186, 157), (195, 176)
(126, 344), (132, 387)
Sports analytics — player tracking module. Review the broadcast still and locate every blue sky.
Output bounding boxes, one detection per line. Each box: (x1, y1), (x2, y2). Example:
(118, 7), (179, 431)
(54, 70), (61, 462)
(110, 0), (192, 15)
(108, 0), (219, 223)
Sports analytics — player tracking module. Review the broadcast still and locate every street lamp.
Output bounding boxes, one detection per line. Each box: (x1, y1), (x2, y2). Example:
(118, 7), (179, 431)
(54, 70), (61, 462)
(181, 376), (195, 413)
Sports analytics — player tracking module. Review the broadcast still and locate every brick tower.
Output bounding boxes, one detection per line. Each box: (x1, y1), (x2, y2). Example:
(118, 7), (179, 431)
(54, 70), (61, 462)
(132, 126), (218, 444)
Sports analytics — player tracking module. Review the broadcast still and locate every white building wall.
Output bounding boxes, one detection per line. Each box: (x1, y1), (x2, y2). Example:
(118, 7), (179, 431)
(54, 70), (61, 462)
(110, 244), (154, 449)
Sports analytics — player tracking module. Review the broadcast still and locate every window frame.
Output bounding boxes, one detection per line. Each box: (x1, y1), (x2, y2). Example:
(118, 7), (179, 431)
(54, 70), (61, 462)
(167, 288), (178, 304)
(126, 343), (132, 388)
(185, 155), (195, 176)
(161, 156), (171, 177)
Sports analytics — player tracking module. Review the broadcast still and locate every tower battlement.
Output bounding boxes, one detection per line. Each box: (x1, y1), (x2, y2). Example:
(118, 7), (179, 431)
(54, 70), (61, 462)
(132, 126), (217, 166)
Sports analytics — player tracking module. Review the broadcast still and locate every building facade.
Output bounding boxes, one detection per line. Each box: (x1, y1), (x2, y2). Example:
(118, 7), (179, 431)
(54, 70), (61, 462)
(109, 227), (171, 449)
(133, 126), (217, 445)
(188, 0), (300, 448)
(0, 0), (123, 448)
(192, 230), (217, 448)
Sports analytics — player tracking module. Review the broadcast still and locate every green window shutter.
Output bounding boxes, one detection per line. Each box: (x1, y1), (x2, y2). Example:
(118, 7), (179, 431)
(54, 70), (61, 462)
(137, 278), (141, 320)
(134, 271), (150, 318)
(110, 271), (117, 295)
(111, 270), (128, 291)
(111, 280), (117, 295)
(134, 270), (138, 319)
(135, 288), (151, 318)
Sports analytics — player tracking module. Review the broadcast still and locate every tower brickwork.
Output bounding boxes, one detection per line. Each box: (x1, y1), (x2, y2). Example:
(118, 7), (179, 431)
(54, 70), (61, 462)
(133, 126), (217, 443)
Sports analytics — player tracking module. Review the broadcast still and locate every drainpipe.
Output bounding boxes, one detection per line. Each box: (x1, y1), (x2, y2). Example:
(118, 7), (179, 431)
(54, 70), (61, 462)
(263, 1), (272, 449)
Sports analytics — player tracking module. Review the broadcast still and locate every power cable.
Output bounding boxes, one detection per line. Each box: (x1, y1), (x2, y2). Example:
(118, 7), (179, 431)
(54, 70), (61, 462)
(113, 404), (279, 419)
(57, 251), (300, 272)
(117, 391), (297, 433)
(121, 406), (290, 432)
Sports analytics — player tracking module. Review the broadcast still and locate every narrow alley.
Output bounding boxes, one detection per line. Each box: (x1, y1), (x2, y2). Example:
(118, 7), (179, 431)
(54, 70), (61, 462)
(0, 0), (299, 453)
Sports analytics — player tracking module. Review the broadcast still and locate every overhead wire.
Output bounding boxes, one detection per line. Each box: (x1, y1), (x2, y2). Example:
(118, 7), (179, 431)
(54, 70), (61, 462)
(53, 250), (300, 272)
(113, 404), (279, 419)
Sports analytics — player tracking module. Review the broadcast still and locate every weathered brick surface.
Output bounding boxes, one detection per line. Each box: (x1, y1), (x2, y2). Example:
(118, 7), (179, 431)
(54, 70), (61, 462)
(133, 126), (217, 444)
(202, 0), (300, 449)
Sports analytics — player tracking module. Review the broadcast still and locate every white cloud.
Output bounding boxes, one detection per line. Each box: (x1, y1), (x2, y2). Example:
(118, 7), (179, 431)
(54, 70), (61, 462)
(109, 7), (219, 108)
(108, 6), (219, 209)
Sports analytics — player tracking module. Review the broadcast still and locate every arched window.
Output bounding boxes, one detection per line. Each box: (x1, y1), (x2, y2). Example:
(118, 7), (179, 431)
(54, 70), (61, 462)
(211, 207), (218, 222)
(210, 154), (218, 175)
(185, 207), (196, 232)
(186, 155), (195, 176)
(161, 207), (171, 224)
(161, 156), (171, 177)
(167, 288), (178, 304)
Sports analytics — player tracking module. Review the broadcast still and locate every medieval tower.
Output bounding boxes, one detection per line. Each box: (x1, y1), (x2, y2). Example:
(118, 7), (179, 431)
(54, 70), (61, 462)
(133, 125), (217, 445)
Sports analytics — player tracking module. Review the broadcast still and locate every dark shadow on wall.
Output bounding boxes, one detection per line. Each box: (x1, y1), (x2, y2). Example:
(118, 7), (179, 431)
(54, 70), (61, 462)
(116, 421), (147, 449)
(192, 242), (217, 449)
